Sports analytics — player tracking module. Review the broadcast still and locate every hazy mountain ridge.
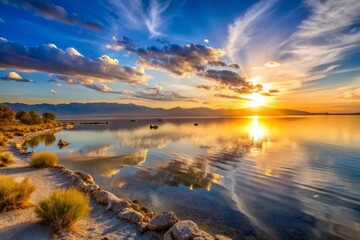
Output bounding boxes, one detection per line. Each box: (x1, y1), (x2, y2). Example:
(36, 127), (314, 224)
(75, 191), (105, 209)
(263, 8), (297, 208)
(2, 102), (314, 117)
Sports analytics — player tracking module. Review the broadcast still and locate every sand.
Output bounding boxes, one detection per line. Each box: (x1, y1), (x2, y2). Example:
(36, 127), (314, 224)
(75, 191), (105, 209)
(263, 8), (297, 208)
(0, 135), (162, 240)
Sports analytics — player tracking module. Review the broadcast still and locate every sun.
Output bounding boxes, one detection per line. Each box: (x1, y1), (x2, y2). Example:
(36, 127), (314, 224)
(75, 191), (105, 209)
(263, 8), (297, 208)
(248, 93), (266, 107)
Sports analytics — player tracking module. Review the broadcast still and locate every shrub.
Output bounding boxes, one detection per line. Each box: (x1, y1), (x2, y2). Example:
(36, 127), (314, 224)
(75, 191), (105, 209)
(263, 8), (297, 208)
(30, 152), (58, 168)
(0, 175), (36, 211)
(35, 188), (91, 231)
(0, 153), (13, 167)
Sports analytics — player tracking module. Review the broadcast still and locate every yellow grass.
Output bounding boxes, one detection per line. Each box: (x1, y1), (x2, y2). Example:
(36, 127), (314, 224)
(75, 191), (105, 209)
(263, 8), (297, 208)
(0, 153), (13, 167)
(35, 188), (91, 231)
(0, 175), (36, 211)
(31, 152), (58, 168)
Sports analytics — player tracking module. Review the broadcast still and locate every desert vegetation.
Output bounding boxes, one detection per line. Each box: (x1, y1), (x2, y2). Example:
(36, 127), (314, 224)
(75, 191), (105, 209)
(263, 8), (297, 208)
(35, 188), (91, 231)
(0, 174), (36, 211)
(30, 152), (58, 168)
(0, 153), (13, 167)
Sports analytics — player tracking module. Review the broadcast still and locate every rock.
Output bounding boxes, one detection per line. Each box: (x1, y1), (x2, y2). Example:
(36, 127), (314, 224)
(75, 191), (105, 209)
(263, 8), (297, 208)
(107, 198), (132, 213)
(164, 220), (214, 240)
(75, 171), (95, 184)
(215, 235), (232, 240)
(92, 190), (118, 205)
(118, 208), (144, 223)
(137, 222), (148, 233)
(57, 139), (70, 149)
(83, 184), (100, 194)
(148, 212), (178, 231)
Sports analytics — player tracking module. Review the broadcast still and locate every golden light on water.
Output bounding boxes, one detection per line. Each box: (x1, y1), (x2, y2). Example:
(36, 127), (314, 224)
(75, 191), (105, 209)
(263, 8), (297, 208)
(249, 116), (265, 143)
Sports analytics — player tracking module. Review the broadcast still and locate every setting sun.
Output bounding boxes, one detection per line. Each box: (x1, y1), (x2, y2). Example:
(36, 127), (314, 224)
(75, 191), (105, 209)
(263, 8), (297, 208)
(248, 93), (267, 107)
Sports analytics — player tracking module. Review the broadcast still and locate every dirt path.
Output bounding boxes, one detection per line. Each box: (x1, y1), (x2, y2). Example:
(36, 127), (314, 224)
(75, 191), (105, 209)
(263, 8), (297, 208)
(0, 136), (162, 240)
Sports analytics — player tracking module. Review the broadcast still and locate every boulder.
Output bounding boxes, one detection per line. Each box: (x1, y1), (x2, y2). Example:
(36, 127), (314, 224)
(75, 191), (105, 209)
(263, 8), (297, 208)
(107, 198), (132, 214)
(92, 190), (117, 205)
(83, 184), (100, 194)
(118, 208), (144, 223)
(147, 212), (178, 231)
(164, 220), (214, 240)
(57, 139), (70, 149)
(75, 171), (95, 184)
(137, 222), (148, 233)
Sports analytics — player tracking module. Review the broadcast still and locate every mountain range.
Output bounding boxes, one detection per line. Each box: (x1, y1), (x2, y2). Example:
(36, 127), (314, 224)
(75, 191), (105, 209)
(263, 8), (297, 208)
(2, 102), (313, 118)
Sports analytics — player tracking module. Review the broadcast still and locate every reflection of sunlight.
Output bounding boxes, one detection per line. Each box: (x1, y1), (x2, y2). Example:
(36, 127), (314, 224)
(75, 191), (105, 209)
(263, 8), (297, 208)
(249, 116), (264, 143)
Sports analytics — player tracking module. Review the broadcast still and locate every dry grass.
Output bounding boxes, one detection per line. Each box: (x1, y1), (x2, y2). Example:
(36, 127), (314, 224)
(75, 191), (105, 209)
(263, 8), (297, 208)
(35, 188), (91, 231)
(0, 174), (36, 211)
(0, 153), (13, 167)
(31, 152), (58, 168)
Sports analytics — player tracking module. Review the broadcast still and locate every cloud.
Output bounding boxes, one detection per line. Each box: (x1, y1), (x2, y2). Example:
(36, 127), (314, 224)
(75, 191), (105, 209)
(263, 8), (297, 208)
(204, 39), (209, 43)
(0, 38), (148, 85)
(214, 94), (251, 101)
(274, 0), (360, 83)
(109, 37), (227, 75)
(3, 0), (103, 31)
(0, 18), (5, 24)
(264, 60), (281, 68)
(50, 89), (57, 95)
(0, 71), (33, 82)
(226, 0), (278, 61)
(50, 75), (192, 101)
(252, 60), (281, 70)
(109, 0), (176, 37)
(107, 37), (276, 96)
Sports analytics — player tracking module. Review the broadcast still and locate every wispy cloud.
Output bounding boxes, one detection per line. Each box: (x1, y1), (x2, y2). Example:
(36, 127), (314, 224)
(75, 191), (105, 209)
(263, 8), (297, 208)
(109, 0), (175, 37)
(0, 71), (33, 83)
(226, 0), (360, 93)
(275, 0), (360, 83)
(226, 0), (278, 62)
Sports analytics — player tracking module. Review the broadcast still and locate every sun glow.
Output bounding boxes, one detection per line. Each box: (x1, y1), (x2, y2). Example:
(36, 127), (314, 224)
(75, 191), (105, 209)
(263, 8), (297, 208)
(248, 93), (267, 107)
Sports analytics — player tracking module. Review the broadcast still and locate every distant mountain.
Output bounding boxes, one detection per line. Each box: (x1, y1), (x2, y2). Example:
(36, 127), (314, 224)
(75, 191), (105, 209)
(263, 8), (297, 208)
(2, 102), (311, 118)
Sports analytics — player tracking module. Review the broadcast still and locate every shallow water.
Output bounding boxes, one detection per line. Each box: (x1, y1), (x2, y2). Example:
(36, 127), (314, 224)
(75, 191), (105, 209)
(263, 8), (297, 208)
(25, 116), (360, 239)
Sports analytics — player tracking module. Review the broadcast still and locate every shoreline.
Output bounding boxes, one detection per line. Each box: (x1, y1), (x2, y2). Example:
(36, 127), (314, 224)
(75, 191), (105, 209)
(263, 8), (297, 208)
(2, 126), (230, 240)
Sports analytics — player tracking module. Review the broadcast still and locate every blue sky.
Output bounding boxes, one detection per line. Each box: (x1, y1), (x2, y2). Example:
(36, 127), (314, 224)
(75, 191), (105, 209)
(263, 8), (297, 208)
(0, 0), (359, 112)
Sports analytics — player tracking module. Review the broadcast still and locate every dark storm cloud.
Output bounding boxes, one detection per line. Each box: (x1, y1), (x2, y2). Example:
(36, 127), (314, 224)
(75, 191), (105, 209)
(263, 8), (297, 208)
(0, 38), (147, 84)
(2, 0), (103, 31)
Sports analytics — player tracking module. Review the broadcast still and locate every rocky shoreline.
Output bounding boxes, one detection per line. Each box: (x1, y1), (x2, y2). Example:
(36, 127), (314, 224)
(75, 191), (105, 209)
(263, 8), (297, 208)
(10, 127), (232, 240)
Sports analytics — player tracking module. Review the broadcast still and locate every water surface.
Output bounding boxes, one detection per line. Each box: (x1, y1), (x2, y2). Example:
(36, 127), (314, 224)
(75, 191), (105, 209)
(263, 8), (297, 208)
(25, 116), (360, 239)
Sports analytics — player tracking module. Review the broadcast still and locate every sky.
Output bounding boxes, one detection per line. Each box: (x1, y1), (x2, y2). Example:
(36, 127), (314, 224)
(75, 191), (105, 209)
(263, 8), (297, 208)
(0, 0), (360, 113)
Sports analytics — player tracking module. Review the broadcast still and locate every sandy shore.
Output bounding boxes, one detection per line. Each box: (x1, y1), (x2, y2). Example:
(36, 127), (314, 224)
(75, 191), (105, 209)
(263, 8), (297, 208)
(0, 128), (162, 240)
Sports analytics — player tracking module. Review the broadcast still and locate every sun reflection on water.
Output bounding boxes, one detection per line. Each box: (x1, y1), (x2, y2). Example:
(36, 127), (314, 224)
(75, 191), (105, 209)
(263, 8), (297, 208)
(249, 116), (265, 146)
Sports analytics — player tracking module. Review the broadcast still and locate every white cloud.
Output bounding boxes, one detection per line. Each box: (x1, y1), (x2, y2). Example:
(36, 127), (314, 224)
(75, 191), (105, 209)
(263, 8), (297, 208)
(51, 89), (58, 94)
(109, 0), (173, 38)
(204, 39), (209, 43)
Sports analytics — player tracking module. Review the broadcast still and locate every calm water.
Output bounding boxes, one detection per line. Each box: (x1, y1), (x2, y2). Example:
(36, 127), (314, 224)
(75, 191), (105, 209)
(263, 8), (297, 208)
(25, 116), (360, 239)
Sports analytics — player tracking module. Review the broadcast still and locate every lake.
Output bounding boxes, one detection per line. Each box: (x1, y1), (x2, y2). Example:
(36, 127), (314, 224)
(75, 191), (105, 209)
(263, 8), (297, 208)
(24, 116), (360, 239)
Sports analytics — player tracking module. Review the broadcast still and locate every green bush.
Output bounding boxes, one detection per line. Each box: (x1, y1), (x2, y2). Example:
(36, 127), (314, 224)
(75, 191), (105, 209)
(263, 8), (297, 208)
(0, 153), (13, 167)
(0, 174), (36, 211)
(30, 152), (58, 168)
(35, 188), (91, 231)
